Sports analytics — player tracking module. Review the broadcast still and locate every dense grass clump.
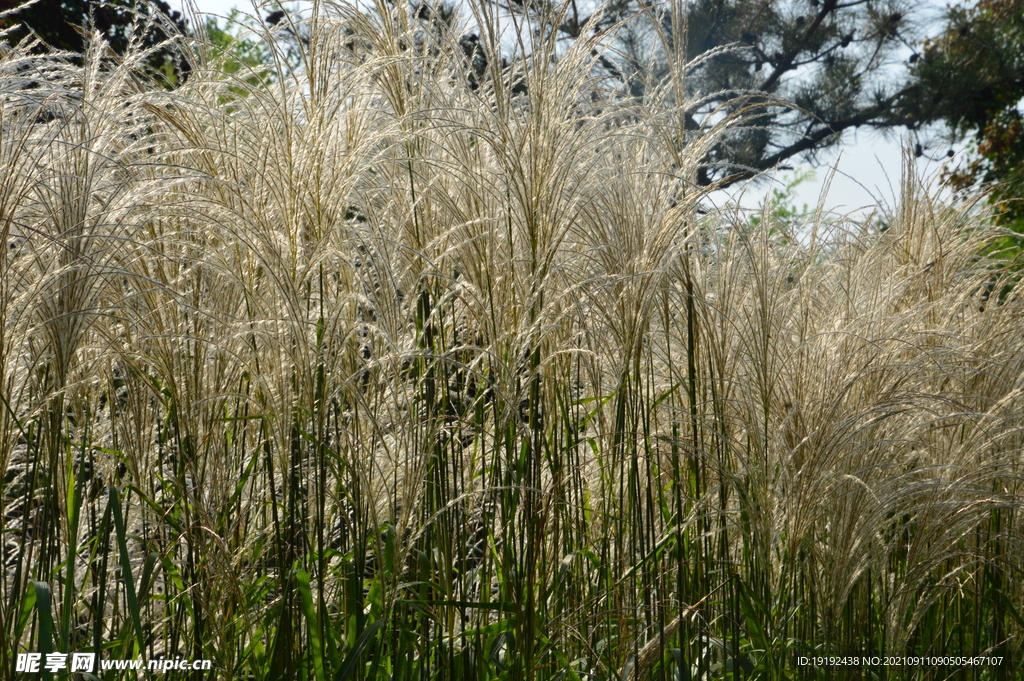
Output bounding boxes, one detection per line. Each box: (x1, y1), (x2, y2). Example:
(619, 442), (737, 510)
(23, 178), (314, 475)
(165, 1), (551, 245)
(2, 2), (1023, 679)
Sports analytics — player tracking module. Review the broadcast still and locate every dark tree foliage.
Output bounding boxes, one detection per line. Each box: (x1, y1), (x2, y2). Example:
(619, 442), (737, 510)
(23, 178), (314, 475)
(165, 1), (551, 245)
(0, 0), (191, 83)
(899, 0), (1024, 228)
(496, 0), (931, 186)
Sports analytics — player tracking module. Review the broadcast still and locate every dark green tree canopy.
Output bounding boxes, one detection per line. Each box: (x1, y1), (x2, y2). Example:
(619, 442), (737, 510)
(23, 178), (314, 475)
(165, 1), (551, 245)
(898, 0), (1024, 225)
(495, 0), (930, 185)
(0, 0), (191, 81)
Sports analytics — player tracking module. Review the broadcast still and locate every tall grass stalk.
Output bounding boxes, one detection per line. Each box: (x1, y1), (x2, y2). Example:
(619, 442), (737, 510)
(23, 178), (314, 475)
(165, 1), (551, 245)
(2, 2), (1023, 679)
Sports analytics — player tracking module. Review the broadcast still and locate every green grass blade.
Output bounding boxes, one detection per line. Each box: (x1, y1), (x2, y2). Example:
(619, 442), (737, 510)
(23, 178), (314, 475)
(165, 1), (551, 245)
(30, 581), (54, 681)
(334, 619), (384, 681)
(109, 486), (145, 659)
(296, 569), (326, 681)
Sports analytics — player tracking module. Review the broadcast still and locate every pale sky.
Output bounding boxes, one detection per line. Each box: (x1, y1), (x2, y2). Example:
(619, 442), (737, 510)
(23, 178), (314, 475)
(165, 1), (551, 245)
(714, 130), (963, 219)
(176, 0), (962, 217)
(178, 0), (270, 19)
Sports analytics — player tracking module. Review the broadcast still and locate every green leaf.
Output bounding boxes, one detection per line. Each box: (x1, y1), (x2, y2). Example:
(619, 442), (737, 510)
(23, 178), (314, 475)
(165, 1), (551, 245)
(295, 570), (326, 681)
(110, 486), (146, 658)
(30, 581), (54, 656)
(334, 619), (384, 681)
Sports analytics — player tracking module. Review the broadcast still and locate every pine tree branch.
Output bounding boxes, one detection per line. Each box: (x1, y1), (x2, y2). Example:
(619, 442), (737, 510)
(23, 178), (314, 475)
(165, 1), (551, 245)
(704, 85), (916, 187)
